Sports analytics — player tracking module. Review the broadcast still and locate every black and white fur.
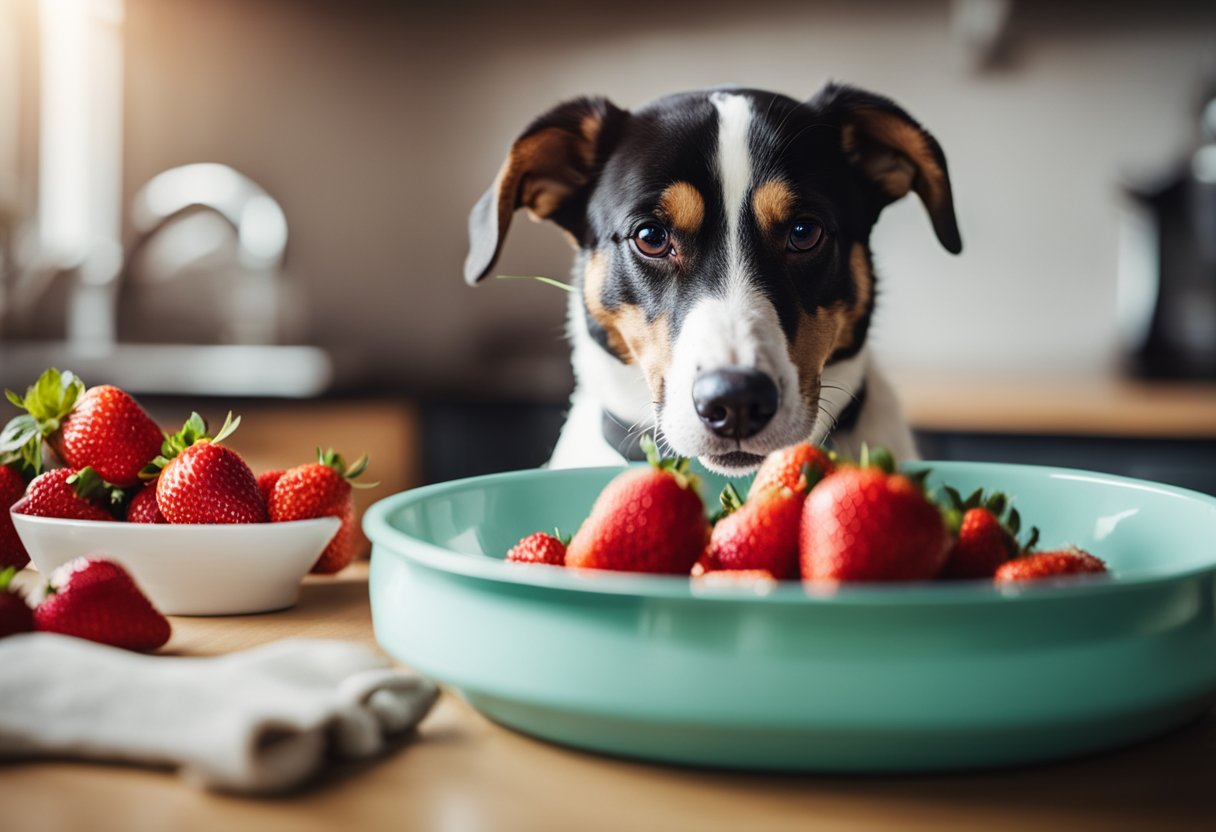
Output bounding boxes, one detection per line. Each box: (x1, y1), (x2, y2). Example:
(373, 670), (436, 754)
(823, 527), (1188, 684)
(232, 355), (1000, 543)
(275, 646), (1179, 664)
(466, 85), (961, 474)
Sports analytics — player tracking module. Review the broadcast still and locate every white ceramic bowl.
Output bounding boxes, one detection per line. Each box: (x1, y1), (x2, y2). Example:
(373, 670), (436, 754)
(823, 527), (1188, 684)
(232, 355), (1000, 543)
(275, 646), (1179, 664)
(11, 511), (342, 616)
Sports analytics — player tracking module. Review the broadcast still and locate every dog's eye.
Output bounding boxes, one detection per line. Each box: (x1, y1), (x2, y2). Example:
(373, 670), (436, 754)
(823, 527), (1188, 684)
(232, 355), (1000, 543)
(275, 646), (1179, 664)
(633, 222), (672, 258)
(787, 220), (824, 253)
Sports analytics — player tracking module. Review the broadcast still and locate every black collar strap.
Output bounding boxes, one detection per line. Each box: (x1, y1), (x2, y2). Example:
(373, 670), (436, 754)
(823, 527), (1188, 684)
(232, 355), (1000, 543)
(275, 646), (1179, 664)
(600, 382), (868, 463)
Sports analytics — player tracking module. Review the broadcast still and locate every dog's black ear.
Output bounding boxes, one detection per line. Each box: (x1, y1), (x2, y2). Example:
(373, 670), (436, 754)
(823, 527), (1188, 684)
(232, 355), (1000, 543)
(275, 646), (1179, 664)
(812, 83), (962, 254)
(465, 96), (629, 285)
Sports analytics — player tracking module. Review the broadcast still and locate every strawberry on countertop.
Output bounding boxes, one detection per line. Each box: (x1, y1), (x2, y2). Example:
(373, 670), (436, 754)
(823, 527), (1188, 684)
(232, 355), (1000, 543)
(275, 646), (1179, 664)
(566, 437), (710, 575)
(33, 557), (170, 651)
(268, 449), (375, 574)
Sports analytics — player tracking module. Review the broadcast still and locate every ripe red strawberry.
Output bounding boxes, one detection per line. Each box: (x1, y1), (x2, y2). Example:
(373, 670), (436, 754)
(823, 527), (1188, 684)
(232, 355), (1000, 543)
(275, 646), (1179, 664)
(943, 507), (1013, 579)
(0, 567), (35, 637)
(505, 531), (567, 565)
(1, 464), (31, 569)
(751, 442), (835, 496)
(706, 485), (804, 578)
(153, 413), (267, 524)
(4, 369), (163, 486)
(257, 469), (286, 507)
(994, 548), (1108, 583)
(268, 449), (374, 574)
(126, 483), (166, 524)
(800, 447), (949, 582)
(566, 437), (710, 575)
(938, 488), (1039, 580)
(11, 467), (116, 522)
(33, 557), (170, 651)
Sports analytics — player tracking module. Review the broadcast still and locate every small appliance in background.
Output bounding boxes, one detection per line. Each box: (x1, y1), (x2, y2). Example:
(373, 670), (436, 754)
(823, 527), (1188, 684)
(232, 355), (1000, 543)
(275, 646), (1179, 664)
(1119, 77), (1216, 380)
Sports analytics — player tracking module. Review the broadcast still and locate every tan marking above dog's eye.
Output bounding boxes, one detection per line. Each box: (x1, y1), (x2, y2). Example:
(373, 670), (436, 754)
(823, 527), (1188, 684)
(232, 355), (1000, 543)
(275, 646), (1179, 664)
(659, 182), (705, 235)
(752, 180), (795, 233)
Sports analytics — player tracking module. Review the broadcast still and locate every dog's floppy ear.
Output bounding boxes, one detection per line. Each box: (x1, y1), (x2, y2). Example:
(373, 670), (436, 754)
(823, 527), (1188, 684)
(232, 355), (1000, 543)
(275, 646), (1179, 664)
(465, 96), (629, 285)
(812, 83), (962, 254)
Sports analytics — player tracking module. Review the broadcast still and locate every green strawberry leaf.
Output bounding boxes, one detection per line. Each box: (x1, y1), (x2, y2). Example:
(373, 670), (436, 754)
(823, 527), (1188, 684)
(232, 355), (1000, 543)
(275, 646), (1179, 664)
(942, 485), (964, 512)
(799, 461), (828, 493)
(0, 566), (16, 593)
(211, 412), (240, 445)
(318, 447), (378, 488)
(858, 443), (897, 474)
(0, 414), (40, 452)
(7, 368), (85, 426)
(718, 482), (743, 517)
(1022, 525), (1040, 554)
(0, 414), (45, 475)
(642, 434), (697, 491)
(67, 466), (106, 500)
(1007, 507), (1022, 537)
(140, 411), (212, 480)
(3, 368), (87, 474)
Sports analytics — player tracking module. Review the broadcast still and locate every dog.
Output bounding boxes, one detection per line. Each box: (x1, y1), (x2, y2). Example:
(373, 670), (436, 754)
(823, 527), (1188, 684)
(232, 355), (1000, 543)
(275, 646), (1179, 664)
(465, 84), (960, 474)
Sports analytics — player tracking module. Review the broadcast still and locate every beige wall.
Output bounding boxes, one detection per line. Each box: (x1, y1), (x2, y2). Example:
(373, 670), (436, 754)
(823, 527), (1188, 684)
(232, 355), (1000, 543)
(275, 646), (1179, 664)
(118, 0), (1216, 395)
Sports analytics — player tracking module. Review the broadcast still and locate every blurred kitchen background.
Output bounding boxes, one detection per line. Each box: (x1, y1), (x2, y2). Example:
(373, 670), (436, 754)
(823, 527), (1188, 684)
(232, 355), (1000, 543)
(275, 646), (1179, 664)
(1, 0), (1215, 499)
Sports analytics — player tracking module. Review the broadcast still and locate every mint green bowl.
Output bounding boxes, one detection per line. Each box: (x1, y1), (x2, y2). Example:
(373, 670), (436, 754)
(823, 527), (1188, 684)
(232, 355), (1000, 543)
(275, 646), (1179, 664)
(365, 461), (1216, 771)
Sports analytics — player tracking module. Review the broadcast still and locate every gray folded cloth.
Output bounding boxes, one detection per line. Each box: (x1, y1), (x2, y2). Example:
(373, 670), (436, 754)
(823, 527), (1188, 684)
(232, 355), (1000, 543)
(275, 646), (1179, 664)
(0, 633), (439, 794)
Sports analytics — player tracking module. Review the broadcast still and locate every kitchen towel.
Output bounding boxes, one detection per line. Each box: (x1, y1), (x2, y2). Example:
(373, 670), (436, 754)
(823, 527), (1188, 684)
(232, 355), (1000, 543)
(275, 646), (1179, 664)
(0, 633), (440, 794)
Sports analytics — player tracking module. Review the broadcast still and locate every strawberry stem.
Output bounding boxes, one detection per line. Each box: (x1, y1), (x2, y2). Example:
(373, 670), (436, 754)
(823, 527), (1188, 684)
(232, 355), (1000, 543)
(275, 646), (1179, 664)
(316, 447), (379, 488)
(211, 412), (240, 445)
(139, 411), (239, 480)
(719, 482), (743, 516)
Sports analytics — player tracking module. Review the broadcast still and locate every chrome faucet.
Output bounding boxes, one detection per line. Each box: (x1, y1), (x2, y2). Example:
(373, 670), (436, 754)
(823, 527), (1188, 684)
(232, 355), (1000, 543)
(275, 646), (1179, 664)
(120, 163), (290, 346)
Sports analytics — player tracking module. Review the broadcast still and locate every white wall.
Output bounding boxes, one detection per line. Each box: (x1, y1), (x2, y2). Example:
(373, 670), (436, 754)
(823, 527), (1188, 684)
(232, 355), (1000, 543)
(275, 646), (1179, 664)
(114, 0), (1216, 392)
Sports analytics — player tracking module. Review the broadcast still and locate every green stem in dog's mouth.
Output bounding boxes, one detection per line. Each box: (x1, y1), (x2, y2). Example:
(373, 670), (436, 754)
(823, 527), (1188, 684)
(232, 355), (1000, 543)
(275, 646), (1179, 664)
(495, 275), (577, 293)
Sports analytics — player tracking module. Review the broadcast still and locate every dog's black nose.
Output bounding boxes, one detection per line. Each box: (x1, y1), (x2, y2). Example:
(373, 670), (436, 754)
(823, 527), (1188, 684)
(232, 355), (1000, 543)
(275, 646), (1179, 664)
(692, 368), (779, 440)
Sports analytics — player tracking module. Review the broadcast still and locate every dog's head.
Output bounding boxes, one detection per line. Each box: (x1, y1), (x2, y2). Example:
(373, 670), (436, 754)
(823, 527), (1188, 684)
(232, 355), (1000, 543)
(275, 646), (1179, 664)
(466, 84), (960, 474)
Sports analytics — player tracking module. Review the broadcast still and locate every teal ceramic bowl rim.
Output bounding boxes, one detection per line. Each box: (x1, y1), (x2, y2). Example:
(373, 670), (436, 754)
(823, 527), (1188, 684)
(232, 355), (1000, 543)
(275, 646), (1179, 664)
(364, 460), (1216, 607)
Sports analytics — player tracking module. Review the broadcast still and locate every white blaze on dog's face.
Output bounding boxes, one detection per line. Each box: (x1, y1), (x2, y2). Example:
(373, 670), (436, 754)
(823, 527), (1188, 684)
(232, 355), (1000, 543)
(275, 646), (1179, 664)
(465, 86), (960, 472)
(658, 93), (818, 472)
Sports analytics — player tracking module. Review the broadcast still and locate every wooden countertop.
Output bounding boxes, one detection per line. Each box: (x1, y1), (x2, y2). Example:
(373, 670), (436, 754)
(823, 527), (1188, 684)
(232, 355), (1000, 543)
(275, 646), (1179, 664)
(5, 563), (1215, 832)
(890, 373), (1216, 438)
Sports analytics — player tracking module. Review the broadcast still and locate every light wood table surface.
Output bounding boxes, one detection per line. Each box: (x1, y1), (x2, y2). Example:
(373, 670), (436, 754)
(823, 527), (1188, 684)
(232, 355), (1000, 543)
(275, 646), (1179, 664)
(890, 373), (1216, 438)
(4, 562), (1214, 832)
